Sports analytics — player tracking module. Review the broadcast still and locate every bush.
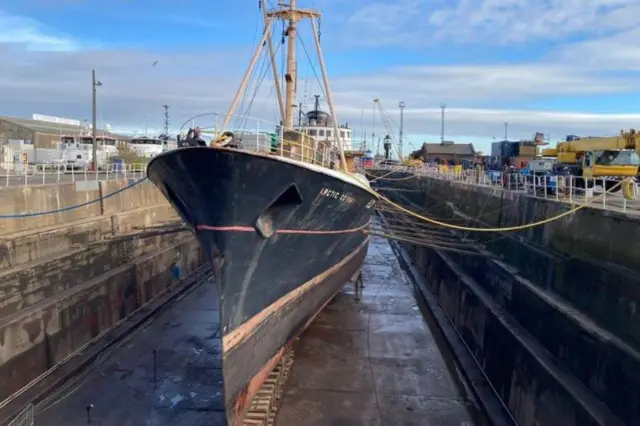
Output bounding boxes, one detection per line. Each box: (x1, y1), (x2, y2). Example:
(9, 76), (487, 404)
(115, 146), (147, 164)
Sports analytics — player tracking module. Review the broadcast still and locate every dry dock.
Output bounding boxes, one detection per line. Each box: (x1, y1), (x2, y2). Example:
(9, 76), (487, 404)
(275, 235), (480, 426)
(24, 236), (482, 426)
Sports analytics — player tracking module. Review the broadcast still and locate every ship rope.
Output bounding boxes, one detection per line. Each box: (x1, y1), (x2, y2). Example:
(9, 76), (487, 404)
(235, 45), (273, 133)
(366, 188), (494, 257)
(365, 170), (629, 233)
(0, 177), (148, 219)
(367, 170), (418, 182)
(296, 31), (329, 105)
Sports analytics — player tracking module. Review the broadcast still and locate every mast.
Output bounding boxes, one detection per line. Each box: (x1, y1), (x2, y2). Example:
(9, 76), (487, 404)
(310, 17), (348, 170)
(261, 0), (285, 123)
(222, 1), (349, 171)
(284, 0), (298, 129)
(221, 22), (274, 131)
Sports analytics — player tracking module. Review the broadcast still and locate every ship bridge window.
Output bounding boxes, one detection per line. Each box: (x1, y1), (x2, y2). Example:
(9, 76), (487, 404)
(318, 129), (325, 137)
(340, 130), (345, 138)
(309, 129), (317, 136)
(326, 130), (332, 138)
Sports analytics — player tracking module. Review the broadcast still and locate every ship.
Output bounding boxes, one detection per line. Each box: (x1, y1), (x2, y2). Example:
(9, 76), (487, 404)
(146, 1), (378, 424)
(294, 94), (356, 151)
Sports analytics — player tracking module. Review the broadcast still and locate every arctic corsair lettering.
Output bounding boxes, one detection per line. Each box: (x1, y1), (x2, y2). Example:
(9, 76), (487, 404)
(318, 188), (356, 204)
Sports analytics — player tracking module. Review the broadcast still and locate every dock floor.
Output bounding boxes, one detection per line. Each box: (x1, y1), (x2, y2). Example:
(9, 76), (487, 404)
(33, 237), (479, 426)
(37, 273), (226, 426)
(275, 236), (480, 426)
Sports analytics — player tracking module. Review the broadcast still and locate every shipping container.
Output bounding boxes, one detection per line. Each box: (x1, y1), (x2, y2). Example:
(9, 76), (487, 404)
(518, 145), (537, 156)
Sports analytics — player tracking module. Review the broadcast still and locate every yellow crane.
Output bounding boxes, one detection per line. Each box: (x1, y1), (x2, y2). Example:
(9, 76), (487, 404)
(541, 129), (640, 191)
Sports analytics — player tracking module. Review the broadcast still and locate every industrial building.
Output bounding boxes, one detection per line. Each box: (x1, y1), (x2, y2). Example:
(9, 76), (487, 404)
(412, 141), (477, 165)
(0, 115), (129, 148)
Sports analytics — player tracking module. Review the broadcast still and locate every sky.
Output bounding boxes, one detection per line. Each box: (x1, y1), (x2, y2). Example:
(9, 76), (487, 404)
(2, 0), (640, 154)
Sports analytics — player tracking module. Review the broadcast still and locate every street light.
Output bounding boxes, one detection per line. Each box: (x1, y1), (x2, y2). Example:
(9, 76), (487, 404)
(398, 101), (405, 160)
(440, 103), (447, 143)
(92, 69), (103, 171)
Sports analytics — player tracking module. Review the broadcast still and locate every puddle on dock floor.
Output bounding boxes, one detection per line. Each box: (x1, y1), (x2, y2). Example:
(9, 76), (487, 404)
(275, 236), (484, 426)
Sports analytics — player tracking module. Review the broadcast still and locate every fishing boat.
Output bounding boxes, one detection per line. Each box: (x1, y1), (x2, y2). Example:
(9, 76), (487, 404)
(146, 1), (378, 424)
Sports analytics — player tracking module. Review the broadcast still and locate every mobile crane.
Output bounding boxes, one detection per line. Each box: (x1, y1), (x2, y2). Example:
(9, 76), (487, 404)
(541, 129), (640, 191)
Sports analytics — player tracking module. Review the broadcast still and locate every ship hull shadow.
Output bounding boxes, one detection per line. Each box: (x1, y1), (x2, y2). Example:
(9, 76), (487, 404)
(147, 147), (376, 424)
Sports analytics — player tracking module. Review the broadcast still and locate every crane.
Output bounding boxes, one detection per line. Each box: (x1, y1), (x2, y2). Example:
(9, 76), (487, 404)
(373, 98), (404, 163)
(541, 129), (640, 190)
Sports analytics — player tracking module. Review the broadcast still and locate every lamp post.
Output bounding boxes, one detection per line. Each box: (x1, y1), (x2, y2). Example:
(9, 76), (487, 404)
(440, 103), (446, 143)
(92, 69), (103, 171)
(398, 101), (405, 160)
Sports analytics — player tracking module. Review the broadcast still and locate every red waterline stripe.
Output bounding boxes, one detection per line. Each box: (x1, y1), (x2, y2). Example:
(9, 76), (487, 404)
(195, 220), (370, 235)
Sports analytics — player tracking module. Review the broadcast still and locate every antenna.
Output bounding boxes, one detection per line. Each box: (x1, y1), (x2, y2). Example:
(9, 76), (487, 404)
(163, 105), (170, 135)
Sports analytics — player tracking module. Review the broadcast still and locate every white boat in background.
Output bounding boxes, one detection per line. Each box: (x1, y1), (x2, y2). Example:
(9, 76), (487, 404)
(60, 135), (120, 158)
(127, 136), (177, 159)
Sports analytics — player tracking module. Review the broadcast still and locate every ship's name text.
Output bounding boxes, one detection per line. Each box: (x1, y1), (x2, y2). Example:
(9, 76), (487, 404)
(318, 188), (356, 204)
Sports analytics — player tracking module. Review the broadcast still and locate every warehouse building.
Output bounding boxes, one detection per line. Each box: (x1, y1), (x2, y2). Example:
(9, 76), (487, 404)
(0, 116), (129, 148)
(411, 141), (477, 165)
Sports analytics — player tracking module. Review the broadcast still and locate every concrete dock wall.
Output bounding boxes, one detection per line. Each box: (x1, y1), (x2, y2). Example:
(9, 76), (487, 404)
(404, 242), (622, 426)
(409, 176), (640, 349)
(372, 171), (640, 425)
(0, 237), (202, 401)
(0, 178), (207, 404)
(0, 179), (168, 236)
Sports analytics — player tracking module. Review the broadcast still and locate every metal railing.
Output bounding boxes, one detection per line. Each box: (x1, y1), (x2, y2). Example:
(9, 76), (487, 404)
(179, 112), (342, 168)
(7, 404), (34, 426)
(371, 164), (640, 215)
(0, 162), (147, 187)
(1, 112), (352, 187)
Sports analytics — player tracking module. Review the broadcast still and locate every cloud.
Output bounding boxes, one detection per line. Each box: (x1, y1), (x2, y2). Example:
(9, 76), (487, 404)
(427, 0), (640, 44)
(394, 107), (640, 142)
(1, 6), (640, 149)
(552, 26), (640, 70)
(0, 11), (79, 51)
(339, 0), (640, 47)
(3, 45), (637, 149)
(331, 64), (632, 108)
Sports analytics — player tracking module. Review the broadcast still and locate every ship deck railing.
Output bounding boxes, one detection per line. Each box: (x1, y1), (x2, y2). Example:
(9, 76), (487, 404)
(371, 163), (640, 216)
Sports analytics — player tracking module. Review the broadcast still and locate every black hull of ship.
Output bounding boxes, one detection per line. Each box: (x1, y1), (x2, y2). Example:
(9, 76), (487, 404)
(146, 147), (376, 425)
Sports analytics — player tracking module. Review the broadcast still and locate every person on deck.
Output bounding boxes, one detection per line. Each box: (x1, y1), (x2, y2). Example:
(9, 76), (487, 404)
(192, 127), (207, 147)
(178, 128), (207, 148)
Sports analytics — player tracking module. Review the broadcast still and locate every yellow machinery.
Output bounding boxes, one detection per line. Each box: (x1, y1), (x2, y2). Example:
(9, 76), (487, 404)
(404, 158), (423, 168)
(541, 129), (640, 190)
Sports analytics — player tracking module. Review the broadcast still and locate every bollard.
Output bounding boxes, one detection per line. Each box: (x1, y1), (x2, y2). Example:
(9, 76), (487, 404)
(86, 404), (93, 425)
(153, 349), (157, 388)
(170, 252), (182, 292)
